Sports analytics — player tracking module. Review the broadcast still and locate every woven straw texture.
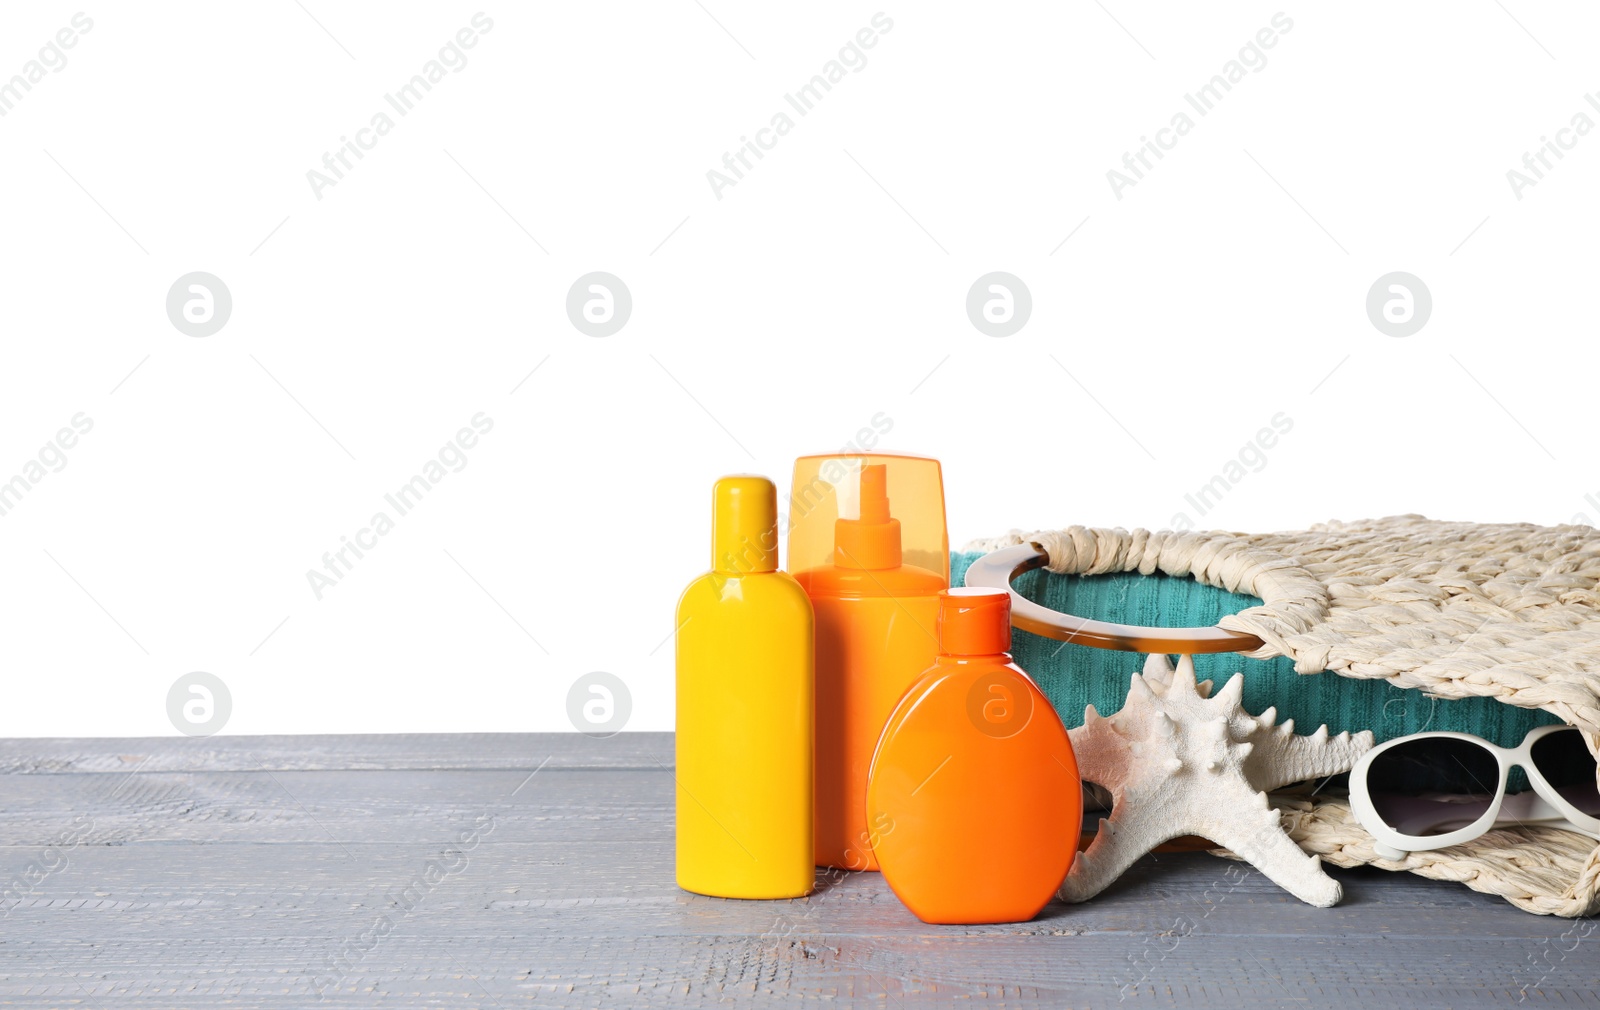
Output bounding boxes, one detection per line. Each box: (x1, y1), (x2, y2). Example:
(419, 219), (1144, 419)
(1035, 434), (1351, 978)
(965, 516), (1600, 916)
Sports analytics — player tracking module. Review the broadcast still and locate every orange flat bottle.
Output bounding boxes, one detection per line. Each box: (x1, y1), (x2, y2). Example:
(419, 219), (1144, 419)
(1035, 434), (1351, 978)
(867, 587), (1082, 924)
(790, 454), (947, 871)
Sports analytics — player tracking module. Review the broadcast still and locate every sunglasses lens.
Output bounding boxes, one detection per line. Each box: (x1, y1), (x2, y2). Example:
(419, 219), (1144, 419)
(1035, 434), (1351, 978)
(1368, 736), (1500, 838)
(1529, 728), (1600, 817)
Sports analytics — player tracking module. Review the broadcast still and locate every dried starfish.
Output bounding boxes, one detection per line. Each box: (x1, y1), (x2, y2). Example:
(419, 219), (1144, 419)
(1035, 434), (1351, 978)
(1062, 654), (1374, 907)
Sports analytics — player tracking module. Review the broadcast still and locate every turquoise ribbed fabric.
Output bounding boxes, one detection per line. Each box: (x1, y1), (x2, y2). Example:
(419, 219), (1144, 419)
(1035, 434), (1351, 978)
(951, 551), (1561, 751)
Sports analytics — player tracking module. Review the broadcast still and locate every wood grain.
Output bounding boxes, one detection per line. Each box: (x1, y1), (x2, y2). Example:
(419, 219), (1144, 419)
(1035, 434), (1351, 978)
(0, 733), (1594, 1007)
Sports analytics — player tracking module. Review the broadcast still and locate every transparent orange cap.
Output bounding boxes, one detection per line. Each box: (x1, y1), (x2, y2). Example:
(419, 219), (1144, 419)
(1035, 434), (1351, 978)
(787, 453), (948, 580)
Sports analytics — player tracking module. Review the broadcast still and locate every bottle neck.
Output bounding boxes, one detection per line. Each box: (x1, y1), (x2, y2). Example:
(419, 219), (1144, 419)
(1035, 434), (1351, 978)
(936, 652), (1013, 666)
(713, 559), (776, 576)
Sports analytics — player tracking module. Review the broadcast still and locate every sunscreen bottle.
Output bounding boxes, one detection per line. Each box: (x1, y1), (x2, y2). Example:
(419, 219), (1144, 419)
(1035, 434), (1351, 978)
(867, 587), (1081, 924)
(789, 454), (947, 870)
(675, 475), (814, 899)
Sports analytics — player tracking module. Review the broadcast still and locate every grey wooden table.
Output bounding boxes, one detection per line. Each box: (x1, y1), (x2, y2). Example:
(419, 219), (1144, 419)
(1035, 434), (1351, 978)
(0, 733), (1594, 1008)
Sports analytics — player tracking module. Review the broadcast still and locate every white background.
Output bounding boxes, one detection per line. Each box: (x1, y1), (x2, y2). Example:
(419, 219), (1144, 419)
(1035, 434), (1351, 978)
(1, 2), (1594, 737)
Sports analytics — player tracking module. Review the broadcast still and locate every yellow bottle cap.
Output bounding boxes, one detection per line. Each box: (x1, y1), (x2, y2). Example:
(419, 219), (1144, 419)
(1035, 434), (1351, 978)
(711, 475), (778, 574)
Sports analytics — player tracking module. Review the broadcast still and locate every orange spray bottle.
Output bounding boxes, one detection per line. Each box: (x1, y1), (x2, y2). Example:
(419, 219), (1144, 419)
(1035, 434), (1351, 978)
(789, 453), (947, 870)
(866, 587), (1081, 924)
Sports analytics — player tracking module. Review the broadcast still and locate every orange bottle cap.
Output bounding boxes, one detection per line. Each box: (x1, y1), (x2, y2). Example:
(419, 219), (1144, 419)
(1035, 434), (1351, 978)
(939, 588), (1011, 656)
(787, 453), (949, 583)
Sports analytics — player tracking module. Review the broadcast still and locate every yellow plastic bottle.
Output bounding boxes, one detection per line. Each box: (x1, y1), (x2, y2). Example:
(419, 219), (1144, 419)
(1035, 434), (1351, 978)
(790, 454), (948, 871)
(675, 475), (815, 899)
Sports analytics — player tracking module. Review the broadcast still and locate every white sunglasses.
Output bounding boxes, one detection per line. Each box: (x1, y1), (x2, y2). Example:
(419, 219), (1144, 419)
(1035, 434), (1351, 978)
(1349, 725), (1600, 860)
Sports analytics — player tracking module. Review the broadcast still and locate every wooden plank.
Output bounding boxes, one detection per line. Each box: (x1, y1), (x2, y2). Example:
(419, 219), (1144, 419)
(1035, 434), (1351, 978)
(0, 734), (1594, 1008)
(0, 731), (673, 774)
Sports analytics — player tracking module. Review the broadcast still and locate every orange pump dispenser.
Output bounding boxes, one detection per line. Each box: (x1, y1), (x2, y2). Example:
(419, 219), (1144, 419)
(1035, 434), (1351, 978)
(789, 453), (947, 870)
(866, 587), (1082, 924)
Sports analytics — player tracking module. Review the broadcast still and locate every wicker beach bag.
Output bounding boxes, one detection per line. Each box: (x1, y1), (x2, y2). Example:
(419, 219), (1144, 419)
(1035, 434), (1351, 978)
(960, 516), (1600, 916)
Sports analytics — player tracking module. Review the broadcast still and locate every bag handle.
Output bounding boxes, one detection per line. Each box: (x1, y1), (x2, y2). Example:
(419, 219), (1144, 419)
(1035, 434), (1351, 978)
(962, 543), (1263, 654)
